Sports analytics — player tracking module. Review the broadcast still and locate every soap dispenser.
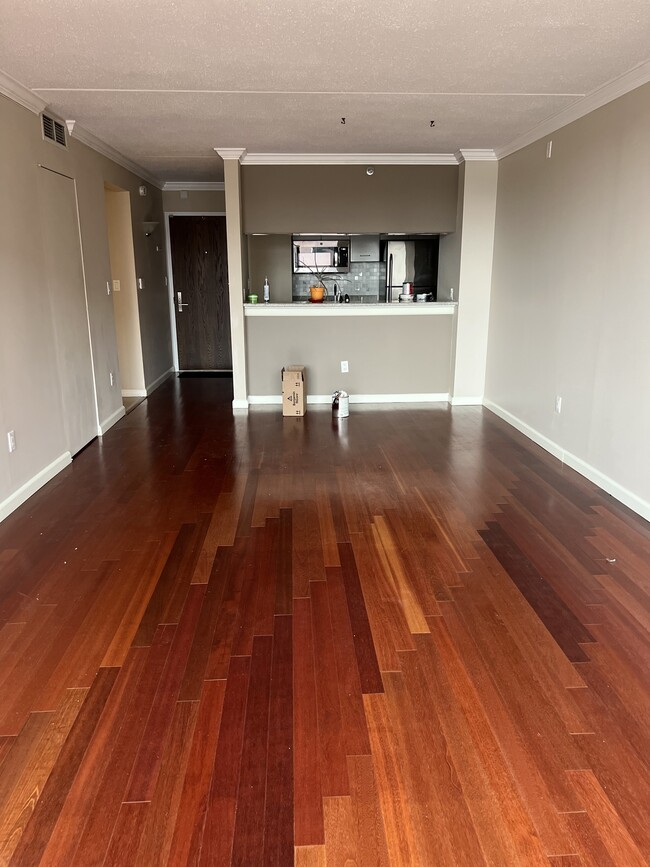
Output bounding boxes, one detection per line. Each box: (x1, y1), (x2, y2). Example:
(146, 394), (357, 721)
(263, 276), (270, 303)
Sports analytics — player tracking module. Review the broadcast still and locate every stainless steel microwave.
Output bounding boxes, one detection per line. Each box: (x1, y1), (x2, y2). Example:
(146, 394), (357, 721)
(292, 236), (350, 274)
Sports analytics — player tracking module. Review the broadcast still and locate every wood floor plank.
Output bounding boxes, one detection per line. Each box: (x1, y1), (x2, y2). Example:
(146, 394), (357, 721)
(167, 679), (226, 867)
(275, 508), (293, 615)
(363, 690), (422, 867)
(178, 547), (231, 702)
(38, 645), (153, 867)
(0, 690), (84, 864)
(480, 522), (595, 662)
(263, 614), (294, 867)
(6, 667), (119, 867)
(231, 635), (273, 866)
(126, 584), (206, 802)
(338, 543), (383, 694)
(293, 597), (324, 847)
(102, 802), (148, 867)
(565, 770), (647, 866)
(310, 580), (350, 797)
(347, 754), (390, 867)
(325, 567), (371, 757)
(293, 501), (326, 596)
(199, 655), (250, 867)
(135, 698), (199, 867)
(132, 523), (200, 646)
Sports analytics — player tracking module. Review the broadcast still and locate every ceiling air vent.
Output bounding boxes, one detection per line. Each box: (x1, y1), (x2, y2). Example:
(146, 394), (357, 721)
(41, 113), (67, 148)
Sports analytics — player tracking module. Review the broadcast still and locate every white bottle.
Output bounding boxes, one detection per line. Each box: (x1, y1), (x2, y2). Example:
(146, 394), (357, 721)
(263, 276), (270, 303)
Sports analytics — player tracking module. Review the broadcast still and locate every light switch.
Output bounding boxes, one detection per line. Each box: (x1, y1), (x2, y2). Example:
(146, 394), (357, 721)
(112, 280), (121, 292)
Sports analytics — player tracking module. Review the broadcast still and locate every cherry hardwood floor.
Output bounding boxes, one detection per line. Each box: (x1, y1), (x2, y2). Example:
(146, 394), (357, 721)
(0, 377), (648, 866)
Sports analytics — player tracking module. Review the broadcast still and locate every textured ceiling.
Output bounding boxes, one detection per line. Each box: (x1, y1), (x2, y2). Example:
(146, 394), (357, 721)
(1, 0), (649, 182)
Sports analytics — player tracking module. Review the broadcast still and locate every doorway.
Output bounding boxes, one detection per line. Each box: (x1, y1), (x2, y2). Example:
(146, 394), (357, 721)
(167, 215), (231, 371)
(104, 185), (146, 412)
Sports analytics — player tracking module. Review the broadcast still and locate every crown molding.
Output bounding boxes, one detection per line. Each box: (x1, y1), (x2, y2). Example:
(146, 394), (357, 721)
(214, 148), (247, 161)
(457, 149), (498, 162)
(162, 181), (225, 191)
(240, 152), (458, 165)
(67, 121), (162, 188)
(496, 59), (650, 159)
(0, 68), (47, 114)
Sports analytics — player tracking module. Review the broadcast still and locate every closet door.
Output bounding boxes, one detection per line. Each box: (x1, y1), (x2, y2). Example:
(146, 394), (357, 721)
(39, 167), (97, 455)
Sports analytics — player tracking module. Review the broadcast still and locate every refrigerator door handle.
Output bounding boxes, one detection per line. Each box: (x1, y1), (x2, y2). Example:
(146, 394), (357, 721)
(386, 253), (393, 303)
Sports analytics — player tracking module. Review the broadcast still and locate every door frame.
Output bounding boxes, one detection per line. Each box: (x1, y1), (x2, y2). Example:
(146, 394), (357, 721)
(164, 211), (226, 372)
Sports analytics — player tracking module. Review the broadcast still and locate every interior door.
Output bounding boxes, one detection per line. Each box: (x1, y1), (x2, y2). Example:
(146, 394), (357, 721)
(39, 167), (97, 455)
(169, 215), (231, 371)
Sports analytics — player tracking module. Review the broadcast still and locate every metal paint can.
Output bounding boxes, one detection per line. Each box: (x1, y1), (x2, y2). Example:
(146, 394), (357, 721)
(332, 390), (350, 418)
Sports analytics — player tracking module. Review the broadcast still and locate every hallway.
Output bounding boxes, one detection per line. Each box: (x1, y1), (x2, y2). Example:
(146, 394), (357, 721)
(0, 378), (648, 865)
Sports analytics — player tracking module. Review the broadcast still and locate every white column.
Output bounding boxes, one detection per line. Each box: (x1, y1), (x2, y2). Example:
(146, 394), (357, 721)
(215, 148), (248, 409)
(448, 152), (499, 405)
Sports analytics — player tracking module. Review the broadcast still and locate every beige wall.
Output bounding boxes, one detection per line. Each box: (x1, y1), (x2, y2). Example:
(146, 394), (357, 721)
(248, 235), (293, 302)
(242, 165), (458, 234)
(0, 93), (172, 518)
(246, 315), (453, 397)
(104, 189), (146, 392)
(162, 189), (226, 213)
(485, 83), (650, 518)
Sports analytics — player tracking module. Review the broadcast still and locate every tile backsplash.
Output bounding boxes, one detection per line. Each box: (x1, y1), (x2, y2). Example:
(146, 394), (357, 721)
(293, 262), (386, 302)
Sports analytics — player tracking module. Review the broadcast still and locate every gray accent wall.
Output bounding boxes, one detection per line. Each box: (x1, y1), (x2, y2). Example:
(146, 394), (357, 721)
(241, 165), (458, 234)
(485, 83), (650, 517)
(0, 93), (172, 517)
(246, 315), (453, 396)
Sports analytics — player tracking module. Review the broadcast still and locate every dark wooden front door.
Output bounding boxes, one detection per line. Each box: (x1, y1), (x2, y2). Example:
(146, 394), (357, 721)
(169, 215), (231, 370)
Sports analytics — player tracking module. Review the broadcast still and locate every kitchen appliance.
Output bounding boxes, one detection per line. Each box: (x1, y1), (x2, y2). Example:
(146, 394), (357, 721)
(292, 236), (350, 274)
(383, 236), (439, 303)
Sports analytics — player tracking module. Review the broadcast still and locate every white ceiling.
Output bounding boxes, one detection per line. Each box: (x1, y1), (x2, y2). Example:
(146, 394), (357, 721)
(1, 0), (649, 182)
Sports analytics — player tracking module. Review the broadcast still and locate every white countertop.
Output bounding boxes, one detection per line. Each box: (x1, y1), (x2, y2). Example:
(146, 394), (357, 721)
(244, 302), (457, 317)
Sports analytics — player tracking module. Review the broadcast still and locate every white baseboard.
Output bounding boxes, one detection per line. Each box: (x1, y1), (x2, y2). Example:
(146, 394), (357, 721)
(449, 395), (484, 406)
(232, 398), (250, 410)
(121, 389), (147, 398)
(146, 367), (175, 396)
(484, 399), (650, 523)
(248, 393), (449, 405)
(98, 405), (126, 436)
(0, 452), (72, 523)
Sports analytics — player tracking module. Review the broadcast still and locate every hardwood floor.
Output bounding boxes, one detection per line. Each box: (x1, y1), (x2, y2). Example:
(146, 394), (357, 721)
(0, 377), (648, 866)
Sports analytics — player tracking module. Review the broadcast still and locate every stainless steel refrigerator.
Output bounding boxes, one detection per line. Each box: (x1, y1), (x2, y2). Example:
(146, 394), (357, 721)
(383, 236), (439, 302)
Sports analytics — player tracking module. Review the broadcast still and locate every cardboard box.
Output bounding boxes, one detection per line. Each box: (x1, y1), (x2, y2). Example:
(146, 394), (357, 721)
(282, 365), (306, 416)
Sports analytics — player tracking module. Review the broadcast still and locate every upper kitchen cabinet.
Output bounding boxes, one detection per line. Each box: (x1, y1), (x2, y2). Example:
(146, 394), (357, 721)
(241, 165), (458, 235)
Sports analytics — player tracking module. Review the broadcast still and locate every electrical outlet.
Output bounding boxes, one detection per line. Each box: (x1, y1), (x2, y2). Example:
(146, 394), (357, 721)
(109, 371), (114, 387)
(555, 395), (562, 414)
(7, 430), (16, 453)
(341, 360), (349, 373)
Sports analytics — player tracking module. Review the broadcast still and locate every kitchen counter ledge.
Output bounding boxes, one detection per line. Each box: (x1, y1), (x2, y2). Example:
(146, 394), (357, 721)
(243, 302), (457, 317)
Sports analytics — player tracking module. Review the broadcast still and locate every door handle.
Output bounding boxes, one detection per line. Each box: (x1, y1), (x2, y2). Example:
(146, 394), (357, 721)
(177, 291), (189, 313)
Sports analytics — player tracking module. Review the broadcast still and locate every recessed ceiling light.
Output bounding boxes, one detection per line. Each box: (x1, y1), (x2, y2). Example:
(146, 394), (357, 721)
(366, 166), (375, 176)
